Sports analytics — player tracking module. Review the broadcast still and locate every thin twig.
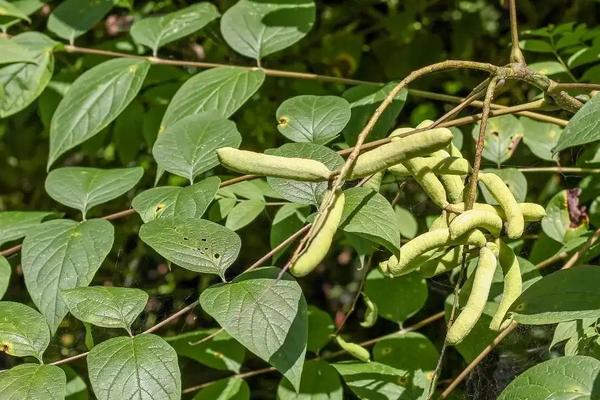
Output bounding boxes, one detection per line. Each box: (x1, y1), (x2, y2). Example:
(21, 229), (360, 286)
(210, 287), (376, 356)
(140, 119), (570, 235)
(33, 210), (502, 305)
(562, 228), (600, 269)
(554, 83), (600, 92)
(508, 0), (526, 65)
(142, 300), (198, 334)
(245, 224), (311, 273)
(188, 328), (224, 346)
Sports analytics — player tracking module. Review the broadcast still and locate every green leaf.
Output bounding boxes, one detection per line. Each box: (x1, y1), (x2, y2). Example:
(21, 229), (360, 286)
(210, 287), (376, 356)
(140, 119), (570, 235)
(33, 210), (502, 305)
(363, 270), (427, 323)
(554, 93), (600, 153)
(47, 0), (114, 42)
(166, 329), (246, 373)
(512, 267), (600, 325)
(0, 211), (55, 246)
(0, 301), (50, 361)
(161, 67), (265, 128)
(394, 206), (418, 239)
(519, 39), (554, 53)
(332, 361), (426, 400)
(130, 3), (220, 55)
(520, 117), (562, 161)
(0, 0), (30, 22)
(542, 190), (588, 244)
(343, 83), (407, 145)
(21, 219), (114, 333)
(527, 61), (567, 76)
(340, 187), (401, 255)
(192, 378), (249, 400)
(63, 365), (89, 399)
(132, 177), (220, 223)
(225, 199), (265, 231)
(472, 115), (523, 164)
(373, 332), (439, 372)
(276, 95), (351, 144)
(220, 0), (316, 61)
(0, 37), (35, 64)
(306, 305), (334, 353)
(62, 286), (148, 332)
(200, 267), (307, 391)
(277, 360), (343, 400)
(0, 0), (43, 31)
(0, 256), (9, 299)
(479, 168), (527, 204)
(0, 32), (55, 118)
(267, 143), (344, 205)
(45, 167), (143, 217)
(48, 58), (151, 168)
(87, 334), (181, 400)
(498, 356), (600, 400)
(153, 113), (241, 183)
(139, 217), (241, 278)
(0, 364), (66, 400)
(270, 204), (308, 261)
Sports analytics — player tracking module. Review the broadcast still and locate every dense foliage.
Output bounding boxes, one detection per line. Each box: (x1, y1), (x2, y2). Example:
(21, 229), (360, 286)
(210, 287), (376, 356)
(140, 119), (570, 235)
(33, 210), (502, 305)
(2, 1), (600, 399)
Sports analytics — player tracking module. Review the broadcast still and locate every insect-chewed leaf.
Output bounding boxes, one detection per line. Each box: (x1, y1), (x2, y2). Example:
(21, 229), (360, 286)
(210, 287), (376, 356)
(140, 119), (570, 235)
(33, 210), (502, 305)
(139, 217), (241, 279)
(471, 115), (523, 164)
(0, 364), (66, 400)
(0, 301), (50, 361)
(200, 267), (307, 391)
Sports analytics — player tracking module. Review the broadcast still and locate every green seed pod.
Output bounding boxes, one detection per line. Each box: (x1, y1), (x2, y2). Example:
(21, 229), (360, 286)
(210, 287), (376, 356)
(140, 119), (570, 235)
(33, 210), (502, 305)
(449, 209), (504, 239)
(217, 147), (332, 182)
(489, 241), (522, 331)
(451, 202), (546, 222)
(403, 158), (449, 209)
(360, 294), (378, 328)
(389, 156), (471, 178)
(452, 229), (487, 248)
(478, 173), (524, 239)
(429, 211), (454, 231)
(336, 336), (370, 362)
(418, 246), (468, 278)
(290, 191), (345, 277)
(446, 243), (498, 345)
(448, 143), (463, 158)
(382, 249), (437, 277)
(416, 119), (434, 129)
(362, 171), (384, 191)
(349, 128), (454, 179)
(431, 149), (466, 204)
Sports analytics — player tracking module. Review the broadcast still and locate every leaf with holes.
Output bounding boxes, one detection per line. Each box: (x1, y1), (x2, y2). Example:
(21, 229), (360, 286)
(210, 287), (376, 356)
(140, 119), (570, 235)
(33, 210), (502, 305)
(132, 177), (220, 223)
(87, 334), (181, 400)
(45, 167), (143, 217)
(48, 58), (150, 167)
(153, 113), (241, 183)
(276, 95), (351, 144)
(554, 94), (600, 153)
(139, 217), (241, 279)
(47, 0), (114, 42)
(0, 211), (56, 246)
(277, 360), (343, 400)
(130, 3), (220, 55)
(21, 219), (114, 334)
(0, 301), (50, 361)
(520, 117), (561, 161)
(161, 67), (265, 129)
(479, 168), (527, 205)
(200, 267), (307, 391)
(166, 329), (246, 373)
(267, 143), (344, 205)
(0, 32), (55, 118)
(340, 187), (401, 255)
(0, 364), (66, 400)
(542, 190), (588, 244)
(62, 286), (148, 332)
(498, 356), (600, 400)
(220, 0), (316, 61)
(472, 114), (523, 164)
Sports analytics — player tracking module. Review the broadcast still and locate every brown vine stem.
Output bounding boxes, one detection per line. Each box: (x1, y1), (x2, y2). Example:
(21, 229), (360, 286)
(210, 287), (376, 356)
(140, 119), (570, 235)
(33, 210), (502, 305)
(554, 83), (600, 92)
(508, 0), (526, 65)
(518, 167), (600, 174)
(562, 228), (600, 270)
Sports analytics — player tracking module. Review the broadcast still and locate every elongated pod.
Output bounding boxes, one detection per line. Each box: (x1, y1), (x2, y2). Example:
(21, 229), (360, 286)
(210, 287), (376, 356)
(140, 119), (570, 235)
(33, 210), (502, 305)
(360, 295), (378, 328)
(478, 173), (524, 239)
(449, 209), (503, 239)
(217, 147), (332, 182)
(349, 128), (454, 179)
(290, 191), (345, 277)
(446, 243), (498, 345)
(429, 211), (454, 231)
(418, 246), (464, 278)
(336, 336), (370, 362)
(431, 149), (466, 204)
(388, 157), (471, 177)
(403, 158), (449, 208)
(451, 202), (546, 222)
(489, 241), (522, 331)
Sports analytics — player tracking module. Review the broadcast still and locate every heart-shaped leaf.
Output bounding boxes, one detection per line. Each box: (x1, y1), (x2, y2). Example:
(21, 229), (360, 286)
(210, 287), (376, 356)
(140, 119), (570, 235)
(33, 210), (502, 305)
(200, 267), (307, 391)
(21, 219), (114, 333)
(45, 167), (143, 217)
(139, 217), (241, 279)
(520, 117), (561, 161)
(554, 94), (600, 153)
(472, 114), (523, 165)
(0, 301), (50, 361)
(0, 364), (66, 400)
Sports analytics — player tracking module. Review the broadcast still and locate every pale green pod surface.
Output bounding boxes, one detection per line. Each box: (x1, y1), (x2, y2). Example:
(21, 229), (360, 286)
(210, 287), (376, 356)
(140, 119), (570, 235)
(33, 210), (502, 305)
(429, 211), (454, 231)
(448, 143), (463, 158)
(349, 128), (454, 179)
(446, 244), (498, 345)
(387, 163), (411, 177)
(416, 119), (434, 129)
(431, 149), (466, 203)
(489, 241), (522, 331)
(386, 249), (438, 277)
(360, 294), (378, 328)
(404, 158), (449, 209)
(388, 156), (470, 177)
(336, 336), (370, 362)
(478, 173), (524, 239)
(418, 246), (463, 278)
(452, 229), (487, 248)
(388, 229), (451, 276)
(449, 209), (503, 239)
(217, 147), (332, 182)
(453, 202), (546, 222)
(290, 191), (345, 277)
(362, 171), (384, 191)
